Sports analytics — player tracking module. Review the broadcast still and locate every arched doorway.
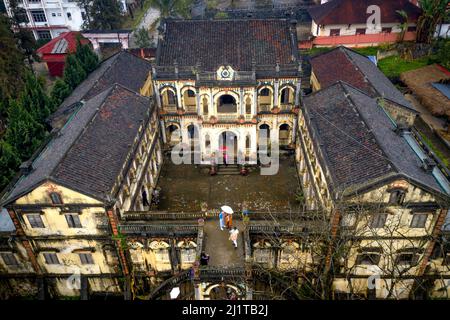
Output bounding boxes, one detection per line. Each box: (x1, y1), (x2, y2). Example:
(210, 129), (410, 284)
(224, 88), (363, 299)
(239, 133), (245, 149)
(279, 123), (290, 147)
(217, 95), (237, 113)
(219, 131), (238, 165)
(161, 88), (177, 112)
(258, 124), (270, 147)
(166, 124), (181, 145)
(280, 86), (294, 107)
(182, 89), (196, 112)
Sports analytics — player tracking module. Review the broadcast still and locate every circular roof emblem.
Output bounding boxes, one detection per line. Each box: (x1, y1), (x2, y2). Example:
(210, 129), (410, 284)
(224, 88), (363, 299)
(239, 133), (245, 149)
(221, 69), (231, 78)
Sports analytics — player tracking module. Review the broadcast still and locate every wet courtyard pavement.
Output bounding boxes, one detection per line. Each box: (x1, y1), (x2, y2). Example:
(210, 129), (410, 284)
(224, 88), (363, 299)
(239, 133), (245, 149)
(157, 155), (301, 213)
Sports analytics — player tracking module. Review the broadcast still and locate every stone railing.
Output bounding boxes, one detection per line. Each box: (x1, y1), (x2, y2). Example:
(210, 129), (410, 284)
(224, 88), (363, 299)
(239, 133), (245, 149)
(122, 211), (206, 221)
(184, 105), (197, 113)
(280, 104), (294, 111)
(217, 113), (238, 122)
(258, 104), (271, 112)
(162, 105), (177, 113)
(118, 224), (198, 235)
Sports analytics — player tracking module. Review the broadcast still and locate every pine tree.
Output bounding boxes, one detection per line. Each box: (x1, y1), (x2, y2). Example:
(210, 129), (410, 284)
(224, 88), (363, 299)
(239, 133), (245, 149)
(19, 72), (52, 124)
(0, 15), (26, 105)
(63, 54), (87, 90)
(75, 41), (99, 74)
(5, 99), (46, 160)
(51, 79), (71, 107)
(0, 140), (21, 190)
(135, 27), (152, 48)
(88, 0), (123, 30)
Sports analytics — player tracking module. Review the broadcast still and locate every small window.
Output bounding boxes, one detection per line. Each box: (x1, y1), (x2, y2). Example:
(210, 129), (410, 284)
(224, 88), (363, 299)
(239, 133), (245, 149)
(51, 13), (56, 17)
(395, 253), (418, 265)
(389, 190), (405, 205)
(330, 29), (340, 36)
(27, 214), (45, 228)
(382, 27), (392, 33)
(370, 213), (387, 228)
(410, 213), (428, 228)
(79, 253), (94, 265)
(355, 253), (380, 265)
(1, 252), (18, 266)
(67, 12), (72, 20)
(43, 252), (60, 265)
(50, 192), (63, 204)
(355, 28), (366, 35)
(37, 30), (52, 40)
(186, 90), (195, 98)
(260, 88), (270, 96)
(31, 10), (47, 23)
(65, 214), (82, 228)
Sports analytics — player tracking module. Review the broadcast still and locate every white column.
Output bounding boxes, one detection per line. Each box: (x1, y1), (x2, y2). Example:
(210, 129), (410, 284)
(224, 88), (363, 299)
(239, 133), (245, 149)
(196, 91), (201, 114)
(271, 118), (279, 145)
(274, 81), (279, 107)
(292, 117), (297, 143)
(160, 120), (167, 143)
(176, 83), (182, 109)
(209, 89), (214, 117)
(154, 82), (162, 109)
(252, 88), (257, 115)
(239, 88), (244, 115)
(295, 80), (301, 107)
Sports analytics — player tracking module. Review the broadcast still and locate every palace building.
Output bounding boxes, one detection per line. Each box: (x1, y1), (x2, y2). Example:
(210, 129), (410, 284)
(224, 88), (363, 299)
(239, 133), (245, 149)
(153, 19), (302, 164)
(1, 21), (450, 300)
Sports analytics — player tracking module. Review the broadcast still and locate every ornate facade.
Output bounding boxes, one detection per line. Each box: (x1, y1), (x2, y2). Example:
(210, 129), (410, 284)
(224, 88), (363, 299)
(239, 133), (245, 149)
(153, 19), (302, 164)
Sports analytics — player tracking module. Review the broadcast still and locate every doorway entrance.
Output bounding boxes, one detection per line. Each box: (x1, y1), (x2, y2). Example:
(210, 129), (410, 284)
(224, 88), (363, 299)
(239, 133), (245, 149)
(219, 131), (238, 165)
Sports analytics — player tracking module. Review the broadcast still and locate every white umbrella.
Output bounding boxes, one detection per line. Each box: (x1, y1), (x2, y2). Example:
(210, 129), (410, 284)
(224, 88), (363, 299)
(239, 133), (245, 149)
(170, 287), (180, 299)
(221, 205), (233, 214)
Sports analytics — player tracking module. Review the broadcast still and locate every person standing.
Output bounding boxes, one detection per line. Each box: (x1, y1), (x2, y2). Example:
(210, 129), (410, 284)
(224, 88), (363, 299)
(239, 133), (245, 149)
(225, 212), (233, 229)
(219, 211), (225, 231)
(200, 252), (210, 266)
(229, 227), (239, 249)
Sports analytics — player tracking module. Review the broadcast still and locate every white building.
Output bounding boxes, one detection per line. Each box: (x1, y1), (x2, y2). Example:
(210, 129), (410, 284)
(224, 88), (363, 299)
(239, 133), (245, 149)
(3, 0), (87, 40)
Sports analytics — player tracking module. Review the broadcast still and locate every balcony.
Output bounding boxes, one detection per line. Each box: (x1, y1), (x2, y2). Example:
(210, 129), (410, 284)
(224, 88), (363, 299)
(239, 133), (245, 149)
(258, 104), (271, 113)
(217, 113), (238, 122)
(280, 104), (294, 112)
(162, 104), (177, 113)
(184, 104), (197, 113)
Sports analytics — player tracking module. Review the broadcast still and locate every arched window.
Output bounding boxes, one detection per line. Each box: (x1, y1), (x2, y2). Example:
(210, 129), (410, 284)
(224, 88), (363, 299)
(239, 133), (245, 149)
(202, 97), (208, 114)
(205, 134), (211, 151)
(245, 97), (252, 114)
(280, 87), (294, 104)
(218, 95), (237, 113)
(279, 123), (290, 146)
(260, 88), (270, 96)
(50, 192), (62, 204)
(245, 135), (251, 149)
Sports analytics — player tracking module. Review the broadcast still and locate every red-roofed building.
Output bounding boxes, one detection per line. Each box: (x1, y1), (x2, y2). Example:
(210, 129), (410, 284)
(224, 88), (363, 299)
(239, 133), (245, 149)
(37, 31), (90, 77)
(301, 0), (422, 48)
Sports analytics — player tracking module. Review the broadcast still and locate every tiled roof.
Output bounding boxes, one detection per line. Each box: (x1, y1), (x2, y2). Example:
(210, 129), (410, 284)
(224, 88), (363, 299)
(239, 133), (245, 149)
(3, 85), (152, 205)
(157, 19), (298, 71)
(310, 46), (415, 110)
(37, 32), (89, 56)
(307, 0), (421, 25)
(49, 51), (152, 128)
(303, 81), (444, 197)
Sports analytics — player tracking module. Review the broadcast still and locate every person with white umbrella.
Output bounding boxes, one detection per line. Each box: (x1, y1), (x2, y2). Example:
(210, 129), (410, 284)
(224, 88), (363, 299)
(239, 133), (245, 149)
(221, 205), (233, 229)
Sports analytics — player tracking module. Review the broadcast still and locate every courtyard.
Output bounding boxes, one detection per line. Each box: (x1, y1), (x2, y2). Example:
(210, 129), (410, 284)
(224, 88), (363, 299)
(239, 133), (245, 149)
(156, 155), (301, 213)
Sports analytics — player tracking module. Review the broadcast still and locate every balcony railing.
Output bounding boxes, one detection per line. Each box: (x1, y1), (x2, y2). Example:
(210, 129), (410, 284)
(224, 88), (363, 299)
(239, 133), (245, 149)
(197, 71), (256, 82)
(163, 105), (177, 113)
(217, 113), (238, 122)
(280, 104), (294, 111)
(258, 104), (271, 112)
(184, 105), (197, 113)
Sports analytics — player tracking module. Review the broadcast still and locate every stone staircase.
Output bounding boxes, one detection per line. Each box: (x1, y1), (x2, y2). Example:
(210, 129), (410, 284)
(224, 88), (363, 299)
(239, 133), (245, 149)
(216, 164), (241, 175)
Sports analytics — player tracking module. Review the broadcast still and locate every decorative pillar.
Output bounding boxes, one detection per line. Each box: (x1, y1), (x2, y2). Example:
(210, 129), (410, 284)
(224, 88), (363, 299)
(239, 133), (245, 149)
(239, 88), (244, 115)
(176, 83), (182, 110)
(274, 80), (279, 107)
(160, 120), (167, 143)
(295, 80), (301, 107)
(196, 90), (201, 114)
(209, 89), (214, 117)
(252, 88), (257, 115)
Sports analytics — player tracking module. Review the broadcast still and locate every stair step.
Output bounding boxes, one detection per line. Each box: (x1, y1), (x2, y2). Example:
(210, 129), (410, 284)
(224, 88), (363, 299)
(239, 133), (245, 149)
(216, 172), (241, 175)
